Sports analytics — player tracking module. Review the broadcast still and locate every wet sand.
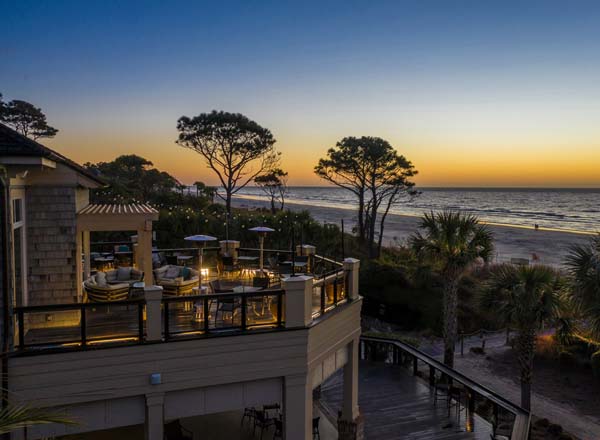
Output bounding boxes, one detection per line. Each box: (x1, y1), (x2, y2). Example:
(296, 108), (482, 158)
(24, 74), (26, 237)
(232, 196), (593, 267)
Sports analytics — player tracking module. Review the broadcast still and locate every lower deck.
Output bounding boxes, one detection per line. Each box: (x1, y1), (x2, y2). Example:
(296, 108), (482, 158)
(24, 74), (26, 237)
(321, 361), (493, 440)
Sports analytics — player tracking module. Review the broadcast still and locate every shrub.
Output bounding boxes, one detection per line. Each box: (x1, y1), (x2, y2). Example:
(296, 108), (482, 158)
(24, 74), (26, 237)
(470, 346), (485, 355)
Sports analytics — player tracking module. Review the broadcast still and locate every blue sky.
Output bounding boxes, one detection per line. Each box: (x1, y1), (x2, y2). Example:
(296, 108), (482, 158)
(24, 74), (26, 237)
(2, 0), (600, 186)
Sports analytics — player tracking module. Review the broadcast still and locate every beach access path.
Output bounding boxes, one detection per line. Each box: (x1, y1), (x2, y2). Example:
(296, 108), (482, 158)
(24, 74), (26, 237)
(232, 195), (592, 267)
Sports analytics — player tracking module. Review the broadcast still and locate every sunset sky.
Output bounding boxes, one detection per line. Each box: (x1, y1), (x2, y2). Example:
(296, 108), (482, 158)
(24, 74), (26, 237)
(2, 1), (600, 187)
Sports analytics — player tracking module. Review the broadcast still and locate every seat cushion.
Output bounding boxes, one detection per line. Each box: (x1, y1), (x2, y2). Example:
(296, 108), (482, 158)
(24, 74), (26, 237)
(117, 266), (132, 281)
(96, 271), (108, 287)
(164, 266), (181, 279)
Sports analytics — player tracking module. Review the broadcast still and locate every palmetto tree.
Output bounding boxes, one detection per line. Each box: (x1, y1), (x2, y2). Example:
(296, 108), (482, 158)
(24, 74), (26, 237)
(0, 399), (74, 434)
(565, 235), (600, 340)
(480, 264), (564, 411)
(410, 211), (493, 368)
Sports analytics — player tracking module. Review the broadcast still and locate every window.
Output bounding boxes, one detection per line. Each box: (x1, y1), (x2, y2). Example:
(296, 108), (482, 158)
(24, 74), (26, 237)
(12, 198), (23, 224)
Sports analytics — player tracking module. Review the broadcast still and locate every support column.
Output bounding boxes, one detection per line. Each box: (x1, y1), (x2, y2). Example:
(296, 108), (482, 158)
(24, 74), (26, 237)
(83, 230), (91, 279)
(338, 337), (362, 440)
(284, 373), (312, 440)
(76, 230), (83, 301)
(138, 228), (154, 284)
(342, 337), (360, 421)
(145, 285), (163, 342)
(145, 393), (164, 440)
(282, 275), (313, 328)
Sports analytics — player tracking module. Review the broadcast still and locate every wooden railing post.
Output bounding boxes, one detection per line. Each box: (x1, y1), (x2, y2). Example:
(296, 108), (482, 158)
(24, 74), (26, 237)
(343, 258), (360, 300)
(203, 297), (209, 333)
(241, 293), (247, 330)
(282, 275), (313, 328)
(145, 285), (163, 342)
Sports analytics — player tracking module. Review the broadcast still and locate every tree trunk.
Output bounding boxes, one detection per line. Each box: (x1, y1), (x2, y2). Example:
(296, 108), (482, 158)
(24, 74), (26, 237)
(357, 193), (365, 242)
(516, 328), (536, 411)
(367, 198), (377, 258)
(442, 277), (459, 368)
(225, 191), (232, 216)
(270, 196), (276, 214)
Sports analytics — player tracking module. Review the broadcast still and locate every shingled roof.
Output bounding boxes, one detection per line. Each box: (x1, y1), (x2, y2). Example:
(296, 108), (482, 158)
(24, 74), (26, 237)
(0, 122), (105, 185)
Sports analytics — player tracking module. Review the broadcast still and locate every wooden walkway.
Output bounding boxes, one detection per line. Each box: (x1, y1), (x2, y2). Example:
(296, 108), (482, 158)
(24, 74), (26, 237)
(321, 361), (493, 440)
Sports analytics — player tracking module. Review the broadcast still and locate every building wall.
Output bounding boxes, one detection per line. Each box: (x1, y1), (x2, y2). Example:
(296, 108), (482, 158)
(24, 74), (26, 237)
(8, 300), (362, 439)
(26, 186), (78, 305)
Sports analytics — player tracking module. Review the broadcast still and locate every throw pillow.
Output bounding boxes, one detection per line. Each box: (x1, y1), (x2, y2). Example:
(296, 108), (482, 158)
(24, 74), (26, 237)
(117, 266), (132, 281)
(181, 266), (191, 280)
(164, 266), (181, 279)
(96, 271), (107, 287)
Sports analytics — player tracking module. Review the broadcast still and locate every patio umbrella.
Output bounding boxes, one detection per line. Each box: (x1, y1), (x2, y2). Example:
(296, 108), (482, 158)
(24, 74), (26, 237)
(248, 226), (275, 273)
(184, 234), (217, 289)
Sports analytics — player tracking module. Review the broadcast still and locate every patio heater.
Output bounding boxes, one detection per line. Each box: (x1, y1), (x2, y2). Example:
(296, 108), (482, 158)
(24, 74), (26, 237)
(248, 226), (275, 275)
(184, 234), (217, 290)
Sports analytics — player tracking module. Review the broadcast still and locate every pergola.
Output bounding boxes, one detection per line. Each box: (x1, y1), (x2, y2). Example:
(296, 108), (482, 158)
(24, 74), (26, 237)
(76, 203), (159, 301)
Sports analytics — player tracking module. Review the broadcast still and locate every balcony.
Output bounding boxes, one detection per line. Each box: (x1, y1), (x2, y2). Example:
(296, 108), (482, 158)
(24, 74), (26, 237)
(13, 253), (355, 353)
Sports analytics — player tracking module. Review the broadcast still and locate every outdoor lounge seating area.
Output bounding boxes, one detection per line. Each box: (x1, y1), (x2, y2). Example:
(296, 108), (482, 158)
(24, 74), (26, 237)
(83, 267), (144, 302)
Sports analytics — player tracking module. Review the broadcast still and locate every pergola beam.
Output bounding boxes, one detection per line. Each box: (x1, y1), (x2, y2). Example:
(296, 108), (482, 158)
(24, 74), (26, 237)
(76, 204), (159, 300)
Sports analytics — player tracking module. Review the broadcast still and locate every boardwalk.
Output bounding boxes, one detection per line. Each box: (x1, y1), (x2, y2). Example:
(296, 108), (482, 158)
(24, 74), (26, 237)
(321, 361), (493, 440)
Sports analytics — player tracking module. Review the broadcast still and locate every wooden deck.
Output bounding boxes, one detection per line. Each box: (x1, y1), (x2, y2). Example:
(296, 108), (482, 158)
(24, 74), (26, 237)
(321, 361), (493, 440)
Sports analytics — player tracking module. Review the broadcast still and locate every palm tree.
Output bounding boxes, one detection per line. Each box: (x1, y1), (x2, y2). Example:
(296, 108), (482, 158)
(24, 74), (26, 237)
(410, 211), (493, 368)
(0, 399), (75, 434)
(565, 235), (600, 340)
(480, 264), (564, 411)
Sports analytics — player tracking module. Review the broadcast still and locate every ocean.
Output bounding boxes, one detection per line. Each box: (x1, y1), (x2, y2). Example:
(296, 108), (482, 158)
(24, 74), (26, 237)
(230, 187), (600, 234)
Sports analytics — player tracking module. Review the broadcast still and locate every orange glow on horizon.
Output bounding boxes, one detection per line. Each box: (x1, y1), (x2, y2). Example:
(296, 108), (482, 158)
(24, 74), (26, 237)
(45, 130), (600, 188)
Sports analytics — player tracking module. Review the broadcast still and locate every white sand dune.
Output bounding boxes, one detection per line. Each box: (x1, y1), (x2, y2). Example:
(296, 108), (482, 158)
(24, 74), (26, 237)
(232, 196), (593, 267)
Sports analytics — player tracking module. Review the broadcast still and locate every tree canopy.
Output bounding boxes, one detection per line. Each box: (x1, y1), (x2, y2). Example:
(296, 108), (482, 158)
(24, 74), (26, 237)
(0, 93), (58, 139)
(565, 235), (600, 340)
(84, 154), (181, 204)
(481, 264), (565, 410)
(411, 211), (494, 367)
(176, 110), (279, 215)
(255, 168), (289, 213)
(315, 136), (417, 257)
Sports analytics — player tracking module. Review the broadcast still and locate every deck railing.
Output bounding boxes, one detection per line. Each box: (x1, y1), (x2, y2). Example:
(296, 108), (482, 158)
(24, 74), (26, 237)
(360, 336), (531, 440)
(162, 289), (284, 340)
(312, 266), (347, 317)
(14, 300), (145, 351)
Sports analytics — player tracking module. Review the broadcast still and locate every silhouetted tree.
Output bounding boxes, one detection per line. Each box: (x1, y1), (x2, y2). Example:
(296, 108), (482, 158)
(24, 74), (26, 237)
(0, 93), (58, 139)
(85, 155), (180, 203)
(565, 234), (600, 340)
(176, 111), (279, 215)
(315, 136), (417, 257)
(411, 212), (493, 368)
(255, 168), (288, 213)
(481, 264), (566, 411)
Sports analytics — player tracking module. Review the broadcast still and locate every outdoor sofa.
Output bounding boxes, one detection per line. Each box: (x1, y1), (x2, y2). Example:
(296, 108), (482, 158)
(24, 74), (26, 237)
(83, 267), (144, 302)
(154, 265), (199, 295)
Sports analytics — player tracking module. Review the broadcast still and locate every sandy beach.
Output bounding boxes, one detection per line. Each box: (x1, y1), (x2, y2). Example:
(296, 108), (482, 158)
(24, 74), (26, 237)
(232, 196), (593, 267)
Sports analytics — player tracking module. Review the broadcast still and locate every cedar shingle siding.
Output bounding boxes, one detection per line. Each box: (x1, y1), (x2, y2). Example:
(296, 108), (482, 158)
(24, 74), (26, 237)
(26, 186), (78, 304)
